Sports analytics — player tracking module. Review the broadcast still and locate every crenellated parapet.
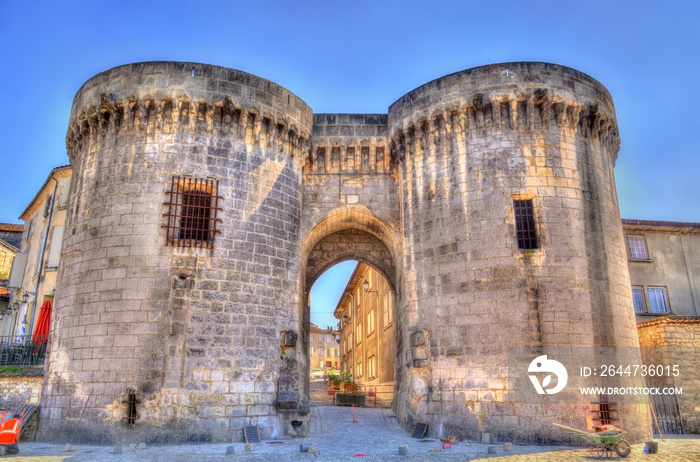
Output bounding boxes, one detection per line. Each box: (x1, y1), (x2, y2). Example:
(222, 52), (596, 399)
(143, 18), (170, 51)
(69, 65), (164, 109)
(305, 114), (393, 175)
(388, 62), (621, 164)
(66, 94), (311, 162)
(65, 61), (313, 166)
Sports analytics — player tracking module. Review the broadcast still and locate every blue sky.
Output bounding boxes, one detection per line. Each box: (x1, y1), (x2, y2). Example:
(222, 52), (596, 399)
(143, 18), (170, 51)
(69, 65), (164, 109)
(1, 1), (698, 327)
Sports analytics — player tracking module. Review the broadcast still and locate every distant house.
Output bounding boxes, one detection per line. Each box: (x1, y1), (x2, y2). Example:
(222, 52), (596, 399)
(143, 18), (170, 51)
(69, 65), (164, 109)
(308, 323), (340, 373)
(0, 224), (23, 254)
(0, 224), (22, 320)
(4, 166), (72, 338)
(0, 229), (20, 280)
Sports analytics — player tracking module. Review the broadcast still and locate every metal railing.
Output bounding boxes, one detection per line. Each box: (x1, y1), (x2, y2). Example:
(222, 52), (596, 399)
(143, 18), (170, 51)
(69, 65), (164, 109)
(0, 335), (47, 367)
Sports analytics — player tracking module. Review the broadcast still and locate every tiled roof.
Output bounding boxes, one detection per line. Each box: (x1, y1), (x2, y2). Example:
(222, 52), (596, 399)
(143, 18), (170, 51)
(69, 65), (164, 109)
(637, 315), (700, 328)
(622, 219), (700, 233)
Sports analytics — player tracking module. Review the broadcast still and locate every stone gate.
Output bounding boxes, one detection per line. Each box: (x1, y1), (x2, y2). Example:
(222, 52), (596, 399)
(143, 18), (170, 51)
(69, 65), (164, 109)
(38, 61), (650, 444)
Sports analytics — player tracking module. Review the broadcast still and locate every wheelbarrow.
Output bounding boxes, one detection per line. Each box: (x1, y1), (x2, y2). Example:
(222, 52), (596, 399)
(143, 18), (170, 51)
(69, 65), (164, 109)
(553, 422), (631, 458)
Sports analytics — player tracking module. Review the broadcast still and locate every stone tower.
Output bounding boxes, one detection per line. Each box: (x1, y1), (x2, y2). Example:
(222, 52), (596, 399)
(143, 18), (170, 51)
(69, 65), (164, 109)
(40, 62), (313, 443)
(388, 63), (648, 442)
(39, 61), (650, 444)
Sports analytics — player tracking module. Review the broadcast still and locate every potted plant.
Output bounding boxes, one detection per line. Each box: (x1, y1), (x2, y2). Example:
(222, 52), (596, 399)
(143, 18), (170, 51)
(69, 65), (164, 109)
(335, 371), (366, 406)
(326, 372), (341, 390)
(343, 380), (358, 394)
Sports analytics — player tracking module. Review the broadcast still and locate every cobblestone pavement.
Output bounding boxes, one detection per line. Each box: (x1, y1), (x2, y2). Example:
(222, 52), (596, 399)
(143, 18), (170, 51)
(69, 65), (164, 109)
(6, 405), (699, 461)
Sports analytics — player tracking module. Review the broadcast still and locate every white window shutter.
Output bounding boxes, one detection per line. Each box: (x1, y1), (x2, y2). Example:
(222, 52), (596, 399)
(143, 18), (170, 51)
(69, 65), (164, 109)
(7, 252), (27, 288)
(47, 226), (65, 269)
(58, 178), (71, 209)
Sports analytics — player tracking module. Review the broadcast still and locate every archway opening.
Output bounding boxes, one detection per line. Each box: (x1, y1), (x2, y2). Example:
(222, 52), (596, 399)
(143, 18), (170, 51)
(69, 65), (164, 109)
(302, 222), (399, 408)
(308, 260), (357, 382)
(333, 262), (396, 408)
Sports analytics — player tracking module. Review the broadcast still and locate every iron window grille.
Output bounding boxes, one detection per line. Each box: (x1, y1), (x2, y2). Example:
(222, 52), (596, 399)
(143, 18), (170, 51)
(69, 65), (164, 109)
(514, 199), (539, 250)
(163, 176), (222, 249)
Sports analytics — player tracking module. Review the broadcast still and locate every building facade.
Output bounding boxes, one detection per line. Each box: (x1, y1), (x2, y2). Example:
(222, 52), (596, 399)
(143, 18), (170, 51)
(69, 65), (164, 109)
(0, 224), (22, 322)
(622, 219), (700, 319)
(622, 219), (700, 435)
(38, 61), (651, 444)
(5, 166), (71, 339)
(308, 323), (339, 373)
(334, 263), (395, 406)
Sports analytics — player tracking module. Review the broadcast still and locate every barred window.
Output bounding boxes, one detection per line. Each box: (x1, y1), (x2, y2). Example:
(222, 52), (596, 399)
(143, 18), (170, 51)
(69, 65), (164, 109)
(514, 199), (539, 249)
(164, 176), (222, 248)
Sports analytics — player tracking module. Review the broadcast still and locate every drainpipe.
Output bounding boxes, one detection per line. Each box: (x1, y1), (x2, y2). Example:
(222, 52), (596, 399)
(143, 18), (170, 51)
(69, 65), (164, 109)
(27, 172), (58, 337)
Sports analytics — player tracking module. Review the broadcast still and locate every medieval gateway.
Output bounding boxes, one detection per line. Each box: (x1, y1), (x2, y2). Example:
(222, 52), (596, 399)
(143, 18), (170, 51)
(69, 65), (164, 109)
(37, 61), (650, 444)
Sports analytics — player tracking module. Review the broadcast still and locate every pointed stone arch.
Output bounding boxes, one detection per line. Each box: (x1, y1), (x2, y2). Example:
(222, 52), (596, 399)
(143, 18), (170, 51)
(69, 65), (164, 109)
(302, 207), (400, 294)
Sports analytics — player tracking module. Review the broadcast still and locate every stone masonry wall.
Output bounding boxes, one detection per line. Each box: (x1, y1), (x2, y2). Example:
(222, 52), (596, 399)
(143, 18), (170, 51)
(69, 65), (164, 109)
(0, 373), (43, 409)
(389, 62), (648, 443)
(638, 317), (700, 434)
(40, 62), (312, 444)
(40, 61), (650, 446)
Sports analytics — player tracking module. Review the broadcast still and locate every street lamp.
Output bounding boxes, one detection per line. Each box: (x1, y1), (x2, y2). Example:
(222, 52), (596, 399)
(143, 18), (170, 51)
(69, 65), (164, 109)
(363, 280), (377, 294)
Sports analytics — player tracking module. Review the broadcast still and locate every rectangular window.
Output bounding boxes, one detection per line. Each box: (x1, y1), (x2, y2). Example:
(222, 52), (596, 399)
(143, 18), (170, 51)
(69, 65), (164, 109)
(627, 236), (649, 260)
(514, 199), (539, 249)
(327, 334), (331, 343)
(382, 291), (393, 328)
(334, 348), (338, 357)
(355, 322), (362, 344)
(368, 356), (376, 380)
(309, 334), (313, 342)
(326, 348), (330, 357)
(318, 347), (324, 356)
(367, 309), (375, 336)
(164, 176), (221, 249)
(631, 286), (646, 313)
(356, 361), (362, 378)
(648, 287), (669, 313)
(348, 333), (353, 349)
(309, 347), (313, 356)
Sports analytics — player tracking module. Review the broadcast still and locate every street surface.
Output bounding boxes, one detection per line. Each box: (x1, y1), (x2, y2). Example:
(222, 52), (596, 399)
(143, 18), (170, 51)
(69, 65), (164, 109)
(4, 382), (698, 461)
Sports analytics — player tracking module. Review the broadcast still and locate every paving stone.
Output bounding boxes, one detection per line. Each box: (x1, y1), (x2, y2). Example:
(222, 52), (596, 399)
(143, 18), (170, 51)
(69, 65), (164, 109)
(14, 406), (700, 461)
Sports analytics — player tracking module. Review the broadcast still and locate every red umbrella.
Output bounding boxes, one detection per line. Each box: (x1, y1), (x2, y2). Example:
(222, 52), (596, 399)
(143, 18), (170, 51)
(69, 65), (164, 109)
(32, 300), (52, 344)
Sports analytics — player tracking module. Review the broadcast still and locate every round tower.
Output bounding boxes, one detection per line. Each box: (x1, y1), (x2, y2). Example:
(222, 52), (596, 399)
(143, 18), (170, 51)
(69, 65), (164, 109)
(40, 62), (312, 443)
(389, 62), (649, 442)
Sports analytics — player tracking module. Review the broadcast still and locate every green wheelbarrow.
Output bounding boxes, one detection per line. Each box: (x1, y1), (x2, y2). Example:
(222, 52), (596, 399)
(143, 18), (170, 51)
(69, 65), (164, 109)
(553, 423), (631, 458)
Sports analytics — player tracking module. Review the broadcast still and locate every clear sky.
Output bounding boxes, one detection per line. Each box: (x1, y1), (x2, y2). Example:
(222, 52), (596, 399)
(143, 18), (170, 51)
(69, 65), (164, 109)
(1, 0), (698, 327)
